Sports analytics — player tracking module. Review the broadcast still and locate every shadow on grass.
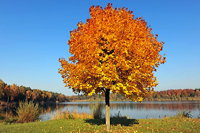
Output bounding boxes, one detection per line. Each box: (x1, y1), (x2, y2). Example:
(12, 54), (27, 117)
(85, 116), (139, 126)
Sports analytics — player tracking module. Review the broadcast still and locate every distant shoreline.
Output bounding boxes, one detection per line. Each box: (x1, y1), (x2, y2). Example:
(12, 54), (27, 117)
(68, 97), (200, 102)
(1, 97), (200, 106)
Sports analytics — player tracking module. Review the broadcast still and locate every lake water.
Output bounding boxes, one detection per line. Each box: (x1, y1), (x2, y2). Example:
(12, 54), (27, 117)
(39, 101), (200, 121)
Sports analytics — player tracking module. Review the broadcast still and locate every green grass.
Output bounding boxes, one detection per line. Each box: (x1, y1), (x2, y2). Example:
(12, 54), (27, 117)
(0, 117), (199, 133)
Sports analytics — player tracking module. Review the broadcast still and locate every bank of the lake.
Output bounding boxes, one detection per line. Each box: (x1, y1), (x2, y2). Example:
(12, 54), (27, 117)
(0, 117), (200, 133)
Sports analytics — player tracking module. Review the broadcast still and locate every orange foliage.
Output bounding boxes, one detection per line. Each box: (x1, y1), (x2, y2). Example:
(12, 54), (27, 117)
(59, 4), (165, 101)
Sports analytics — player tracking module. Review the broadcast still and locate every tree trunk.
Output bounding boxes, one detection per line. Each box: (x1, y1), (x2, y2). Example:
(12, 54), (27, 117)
(105, 89), (110, 131)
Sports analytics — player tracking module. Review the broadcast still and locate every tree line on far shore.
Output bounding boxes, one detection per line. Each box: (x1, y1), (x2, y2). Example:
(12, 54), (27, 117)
(1, 79), (199, 103)
(67, 88), (200, 102)
(147, 88), (200, 101)
(0, 80), (69, 103)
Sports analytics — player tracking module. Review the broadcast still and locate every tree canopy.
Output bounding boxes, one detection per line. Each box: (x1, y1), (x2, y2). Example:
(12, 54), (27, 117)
(59, 3), (165, 101)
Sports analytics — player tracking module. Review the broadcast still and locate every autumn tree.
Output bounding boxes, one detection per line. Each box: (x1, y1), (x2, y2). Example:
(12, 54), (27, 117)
(10, 84), (20, 101)
(0, 80), (6, 100)
(59, 4), (165, 131)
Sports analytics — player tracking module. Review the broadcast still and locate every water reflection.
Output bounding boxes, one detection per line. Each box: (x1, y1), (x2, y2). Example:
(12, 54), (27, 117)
(39, 101), (200, 120)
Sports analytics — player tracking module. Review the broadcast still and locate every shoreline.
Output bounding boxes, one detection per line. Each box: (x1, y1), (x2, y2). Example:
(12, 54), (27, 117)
(68, 98), (200, 102)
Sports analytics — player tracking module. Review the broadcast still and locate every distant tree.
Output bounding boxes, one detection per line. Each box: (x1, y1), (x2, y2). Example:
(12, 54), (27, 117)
(3, 85), (12, 102)
(59, 4), (165, 131)
(0, 80), (6, 100)
(195, 89), (200, 97)
(58, 94), (66, 102)
(26, 90), (32, 101)
(18, 86), (26, 101)
(10, 84), (20, 101)
(31, 90), (39, 102)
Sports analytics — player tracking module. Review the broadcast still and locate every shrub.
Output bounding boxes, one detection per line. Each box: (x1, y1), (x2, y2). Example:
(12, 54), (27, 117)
(175, 111), (192, 118)
(17, 101), (39, 123)
(0, 111), (17, 123)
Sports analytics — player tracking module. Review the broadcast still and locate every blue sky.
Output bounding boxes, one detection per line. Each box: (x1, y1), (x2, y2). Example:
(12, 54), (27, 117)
(0, 0), (200, 95)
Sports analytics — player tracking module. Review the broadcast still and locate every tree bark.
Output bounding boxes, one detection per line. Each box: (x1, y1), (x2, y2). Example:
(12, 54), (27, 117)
(105, 89), (110, 131)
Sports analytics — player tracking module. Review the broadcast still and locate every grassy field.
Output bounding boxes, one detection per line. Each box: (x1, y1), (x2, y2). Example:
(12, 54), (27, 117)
(0, 117), (200, 133)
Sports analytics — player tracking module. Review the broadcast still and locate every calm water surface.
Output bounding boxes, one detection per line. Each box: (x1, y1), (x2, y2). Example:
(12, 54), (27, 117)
(39, 101), (200, 121)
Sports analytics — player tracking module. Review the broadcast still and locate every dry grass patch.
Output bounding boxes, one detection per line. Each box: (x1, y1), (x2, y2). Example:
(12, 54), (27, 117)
(52, 111), (93, 120)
